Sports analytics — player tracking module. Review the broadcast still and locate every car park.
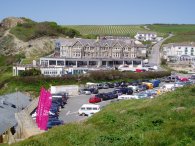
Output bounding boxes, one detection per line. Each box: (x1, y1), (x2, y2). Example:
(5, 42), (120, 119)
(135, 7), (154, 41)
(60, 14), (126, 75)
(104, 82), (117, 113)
(78, 104), (100, 116)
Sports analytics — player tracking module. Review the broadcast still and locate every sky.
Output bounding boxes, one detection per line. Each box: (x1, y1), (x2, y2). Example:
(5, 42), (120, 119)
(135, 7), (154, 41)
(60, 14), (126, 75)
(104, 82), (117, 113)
(0, 0), (195, 25)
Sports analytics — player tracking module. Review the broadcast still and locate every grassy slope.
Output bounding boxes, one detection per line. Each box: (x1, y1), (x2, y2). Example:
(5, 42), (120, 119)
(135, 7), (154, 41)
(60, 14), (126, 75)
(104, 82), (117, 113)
(65, 25), (148, 37)
(149, 24), (195, 43)
(10, 21), (80, 42)
(13, 86), (195, 146)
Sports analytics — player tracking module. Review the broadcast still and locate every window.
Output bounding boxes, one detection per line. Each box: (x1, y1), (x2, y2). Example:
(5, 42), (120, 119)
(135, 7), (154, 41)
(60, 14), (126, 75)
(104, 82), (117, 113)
(93, 108), (97, 110)
(86, 107), (92, 110)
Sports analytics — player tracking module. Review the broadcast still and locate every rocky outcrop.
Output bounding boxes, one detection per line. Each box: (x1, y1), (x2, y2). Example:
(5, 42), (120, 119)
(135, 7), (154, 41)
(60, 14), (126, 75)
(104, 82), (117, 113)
(0, 17), (25, 29)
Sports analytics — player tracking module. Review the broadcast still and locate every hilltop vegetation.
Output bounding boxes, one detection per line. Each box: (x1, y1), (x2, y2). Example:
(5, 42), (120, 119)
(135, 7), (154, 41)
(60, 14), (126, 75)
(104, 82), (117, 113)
(65, 25), (148, 37)
(149, 24), (195, 43)
(10, 20), (81, 42)
(13, 85), (195, 146)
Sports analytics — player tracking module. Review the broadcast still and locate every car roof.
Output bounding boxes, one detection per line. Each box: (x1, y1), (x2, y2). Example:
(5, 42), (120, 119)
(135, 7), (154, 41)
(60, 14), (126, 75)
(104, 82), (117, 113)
(81, 104), (100, 108)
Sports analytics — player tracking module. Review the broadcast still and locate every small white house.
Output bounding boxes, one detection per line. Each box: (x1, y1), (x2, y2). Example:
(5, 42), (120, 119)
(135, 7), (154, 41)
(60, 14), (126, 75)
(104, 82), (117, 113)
(135, 32), (157, 41)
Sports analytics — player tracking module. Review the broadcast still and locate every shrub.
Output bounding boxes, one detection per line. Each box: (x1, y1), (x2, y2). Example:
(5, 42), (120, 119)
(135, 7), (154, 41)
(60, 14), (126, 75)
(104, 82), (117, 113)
(19, 68), (41, 77)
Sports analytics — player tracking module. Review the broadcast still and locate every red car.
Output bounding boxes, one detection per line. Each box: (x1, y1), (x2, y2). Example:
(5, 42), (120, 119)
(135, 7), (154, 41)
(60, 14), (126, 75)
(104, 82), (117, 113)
(89, 96), (101, 103)
(136, 69), (143, 72)
(180, 77), (189, 82)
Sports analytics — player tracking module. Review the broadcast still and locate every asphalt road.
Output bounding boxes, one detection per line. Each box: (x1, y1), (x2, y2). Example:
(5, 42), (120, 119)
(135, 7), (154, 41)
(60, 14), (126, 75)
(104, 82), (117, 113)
(59, 88), (114, 123)
(149, 34), (173, 66)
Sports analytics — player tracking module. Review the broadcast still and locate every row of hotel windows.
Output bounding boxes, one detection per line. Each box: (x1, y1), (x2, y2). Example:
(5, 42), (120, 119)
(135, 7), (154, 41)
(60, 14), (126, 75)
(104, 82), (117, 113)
(44, 71), (61, 75)
(71, 52), (136, 58)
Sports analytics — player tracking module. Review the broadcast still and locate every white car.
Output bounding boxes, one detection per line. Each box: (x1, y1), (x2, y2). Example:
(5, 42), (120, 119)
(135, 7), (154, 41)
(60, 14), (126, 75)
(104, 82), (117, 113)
(118, 95), (139, 100)
(78, 104), (100, 116)
(127, 85), (138, 92)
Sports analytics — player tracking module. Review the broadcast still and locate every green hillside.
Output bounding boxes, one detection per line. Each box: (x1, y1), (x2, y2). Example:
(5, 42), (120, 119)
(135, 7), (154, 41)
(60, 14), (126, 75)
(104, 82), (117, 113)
(10, 20), (81, 42)
(65, 25), (148, 37)
(149, 24), (195, 43)
(13, 86), (195, 146)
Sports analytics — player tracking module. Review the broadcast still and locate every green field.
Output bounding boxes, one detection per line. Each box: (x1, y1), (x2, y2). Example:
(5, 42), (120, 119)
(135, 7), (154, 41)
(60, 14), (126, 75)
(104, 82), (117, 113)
(148, 24), (195, 34)
(12, 85), (195, 146)
(149, 24), (195, 43)
(65, 25), (148, 37)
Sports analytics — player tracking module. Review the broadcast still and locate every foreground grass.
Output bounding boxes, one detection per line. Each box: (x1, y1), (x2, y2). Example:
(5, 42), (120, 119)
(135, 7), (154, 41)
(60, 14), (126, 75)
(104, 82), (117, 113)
(13, 86), (195, 146)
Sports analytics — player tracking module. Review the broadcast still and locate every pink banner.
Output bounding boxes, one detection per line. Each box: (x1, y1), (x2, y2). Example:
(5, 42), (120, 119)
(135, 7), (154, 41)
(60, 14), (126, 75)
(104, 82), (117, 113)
(36, 87), (52, 130)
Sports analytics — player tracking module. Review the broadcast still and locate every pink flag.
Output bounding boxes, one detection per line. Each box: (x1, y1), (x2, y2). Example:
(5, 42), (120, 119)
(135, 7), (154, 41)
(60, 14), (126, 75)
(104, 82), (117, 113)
(36, 87), (52, 130)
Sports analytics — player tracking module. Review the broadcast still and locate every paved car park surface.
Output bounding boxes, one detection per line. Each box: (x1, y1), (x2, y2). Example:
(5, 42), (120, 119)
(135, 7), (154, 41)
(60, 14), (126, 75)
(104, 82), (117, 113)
(59, 88), (114, 123)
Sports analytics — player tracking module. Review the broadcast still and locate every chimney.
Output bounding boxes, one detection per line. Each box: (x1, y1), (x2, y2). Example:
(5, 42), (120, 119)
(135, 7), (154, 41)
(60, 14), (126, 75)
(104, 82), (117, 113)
(96, 36), (100, 42)
(32, 60), (36, 67)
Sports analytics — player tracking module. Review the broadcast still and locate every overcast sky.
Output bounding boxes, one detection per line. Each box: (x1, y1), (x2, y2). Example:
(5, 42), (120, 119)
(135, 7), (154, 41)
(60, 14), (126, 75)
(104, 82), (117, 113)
(0, 0), (195, 25)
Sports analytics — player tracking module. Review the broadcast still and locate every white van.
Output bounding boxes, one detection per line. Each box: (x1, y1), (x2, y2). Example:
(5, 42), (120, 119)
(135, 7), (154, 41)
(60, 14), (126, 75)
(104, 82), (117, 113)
(118, 95), (138, 100)
(78, 104), (100, 116)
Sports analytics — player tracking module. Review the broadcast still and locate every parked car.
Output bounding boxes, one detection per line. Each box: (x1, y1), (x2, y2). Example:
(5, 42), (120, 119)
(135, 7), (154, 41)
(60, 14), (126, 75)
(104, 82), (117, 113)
(137, 84), (148, 91)
(161, 83), (175, 91)
(127, 85), (138, 92)
(102, 83), (109, 89)
(149, 79), (160, 88)
(136, 93), (149, 99)
(114, 88), (133, 95)
(105, 92), (118, 99)
(47, 120), (64, 129)
(89, 96), (102, 103)
(96, 93), (112, 101)
(174, 82), (185, 88)
(142, 82), (153, 89)
(120, 81), (127, 87)
(97, 83), (103, 89)
(79, 88), (92, 95)
(52, 92), (68, 105)
(179, 77), (189, 82)
(107, 82), (114, 88)
(114, 82), (120, 87)
(118, 95), (138, 100)
(165, 76), (179, 83)
(78, 104), (100, 116)
(88, 88), (99, 94)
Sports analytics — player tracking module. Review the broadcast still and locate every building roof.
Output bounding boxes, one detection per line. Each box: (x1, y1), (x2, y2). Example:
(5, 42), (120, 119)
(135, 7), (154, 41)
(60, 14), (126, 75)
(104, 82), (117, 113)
(0, 92), (31, 135)
(56, 38), (143, 48)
